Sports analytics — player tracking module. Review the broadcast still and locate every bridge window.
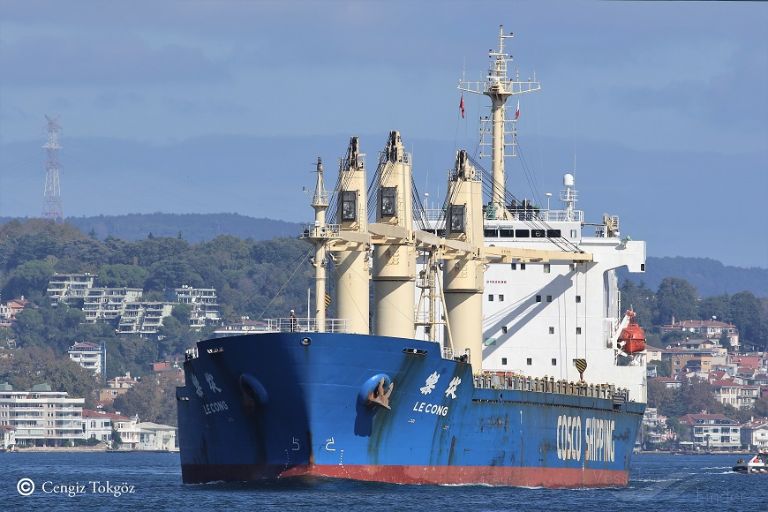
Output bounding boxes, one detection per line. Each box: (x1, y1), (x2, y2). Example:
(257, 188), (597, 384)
(488, 294), (494, 302)
(515, 229), (530, 238)
(484, 229), (498, 238)
(502, 357), (508, 366)
(380, 187), (397, 217)
(449, 205), (465, 234)
(341, 191), (357, 221)
(576, 327), (582, 335)
(498, 294), (504, 302)
(526, 358), (532, 366)
(576, 295), (582, 303)
(547, 229), (561, 238)
(510, 263), (517, 270)
(531, 229), (545, 238)
(552, 358), (557, 366)
(500, 228), (515, 237)
(549, 326), (555, 334)
(520, 263), (526, 270)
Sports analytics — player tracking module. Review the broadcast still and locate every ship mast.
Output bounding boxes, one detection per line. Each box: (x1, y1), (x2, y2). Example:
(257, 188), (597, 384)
(311, 157), (329, 332)
(458, 25), (540, 220)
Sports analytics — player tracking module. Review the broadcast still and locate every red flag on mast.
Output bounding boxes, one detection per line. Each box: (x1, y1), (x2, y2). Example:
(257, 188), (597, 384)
(459, 95), (465, 119)
(515, 99), (520, 120)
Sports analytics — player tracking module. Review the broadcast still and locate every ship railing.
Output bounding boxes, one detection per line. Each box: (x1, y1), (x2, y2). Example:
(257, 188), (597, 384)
(422, 208), (584, 224)
(473, 372), (629, 401)
(301, 223), (341, 240)
(264, 317), (347, 333)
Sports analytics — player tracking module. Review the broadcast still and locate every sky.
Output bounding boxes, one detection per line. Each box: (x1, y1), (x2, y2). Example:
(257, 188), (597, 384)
(0, 0), (766, 268)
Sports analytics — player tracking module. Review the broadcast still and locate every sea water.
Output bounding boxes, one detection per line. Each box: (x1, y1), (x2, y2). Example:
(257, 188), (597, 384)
(1, 452), (762, 511)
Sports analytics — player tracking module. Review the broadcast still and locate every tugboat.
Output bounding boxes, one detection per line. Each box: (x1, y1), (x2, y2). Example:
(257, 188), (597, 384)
(733, 453), (768, 473)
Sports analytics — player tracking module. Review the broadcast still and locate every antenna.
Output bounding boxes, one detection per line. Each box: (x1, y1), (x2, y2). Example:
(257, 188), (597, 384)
(42, 115), (64, 221)
(457, 26), (540, 220)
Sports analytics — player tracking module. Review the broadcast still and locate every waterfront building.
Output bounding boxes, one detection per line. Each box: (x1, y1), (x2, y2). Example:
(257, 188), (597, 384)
(113, 414), (141, 450)
(680, 413), (741, 451)
(1, 424), (15, 450)
(81, 409), (132, 444)
(741, 420), (768, 451)
(137, 422), (178, 451)
(0, 383), (84, 447)
(68, 341), (104, 375)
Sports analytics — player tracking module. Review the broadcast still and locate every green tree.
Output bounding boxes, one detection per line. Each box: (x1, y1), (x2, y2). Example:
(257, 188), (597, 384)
(729, 291), (763, 348)
(649, 359), (671, 377)
(1, 259), (55, 301)
(619, 280), (656, 329)
(0, 346), (99, 406)
(112, 376), (178, 426)
(655, 277), (698, 324)
(97, 264), (148, 288)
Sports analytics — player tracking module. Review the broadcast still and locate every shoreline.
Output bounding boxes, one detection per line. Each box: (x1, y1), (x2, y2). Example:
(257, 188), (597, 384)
(5, 447), (179, 453)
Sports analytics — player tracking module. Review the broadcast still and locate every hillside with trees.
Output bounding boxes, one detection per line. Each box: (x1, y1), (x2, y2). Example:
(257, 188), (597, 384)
(0, 213), (304, 244)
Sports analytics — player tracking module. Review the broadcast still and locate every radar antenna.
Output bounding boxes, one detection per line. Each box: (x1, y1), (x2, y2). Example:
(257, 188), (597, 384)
(458, 25), (540, 220)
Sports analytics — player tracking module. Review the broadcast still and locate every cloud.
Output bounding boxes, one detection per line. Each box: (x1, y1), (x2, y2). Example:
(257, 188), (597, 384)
(0, 34), (229, 86)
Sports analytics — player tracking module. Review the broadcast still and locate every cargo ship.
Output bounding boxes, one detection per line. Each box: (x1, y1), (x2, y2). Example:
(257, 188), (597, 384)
(177, 26), (648, 488)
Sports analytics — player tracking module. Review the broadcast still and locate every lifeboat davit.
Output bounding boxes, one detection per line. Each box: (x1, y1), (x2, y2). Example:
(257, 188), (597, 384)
(618, 310), (646, 354)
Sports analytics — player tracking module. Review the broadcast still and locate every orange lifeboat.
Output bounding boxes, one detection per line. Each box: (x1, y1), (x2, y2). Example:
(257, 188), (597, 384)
(618, 310), (646, 354)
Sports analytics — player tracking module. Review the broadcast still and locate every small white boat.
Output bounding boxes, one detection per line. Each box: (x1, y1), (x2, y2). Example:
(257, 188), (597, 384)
(733, 453), (768, 473)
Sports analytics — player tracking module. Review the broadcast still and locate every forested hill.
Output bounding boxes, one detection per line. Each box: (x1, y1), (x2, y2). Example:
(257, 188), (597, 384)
(1, 214), (765, 297)
(619, 256), (768, 298)
(0, 213), (304, 243)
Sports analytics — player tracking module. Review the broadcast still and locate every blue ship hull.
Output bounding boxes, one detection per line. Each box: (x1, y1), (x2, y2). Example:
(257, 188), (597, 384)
(177, 332), (644, 487)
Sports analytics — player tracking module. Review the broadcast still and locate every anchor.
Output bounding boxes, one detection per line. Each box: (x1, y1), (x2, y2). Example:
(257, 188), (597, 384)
(367, 377), (394, 410)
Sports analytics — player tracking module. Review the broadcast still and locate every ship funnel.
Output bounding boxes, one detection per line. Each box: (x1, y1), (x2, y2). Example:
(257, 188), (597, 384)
(372, 131), (416, 339)
(443, 150), (485, 372)
(334, 136), (370, 335)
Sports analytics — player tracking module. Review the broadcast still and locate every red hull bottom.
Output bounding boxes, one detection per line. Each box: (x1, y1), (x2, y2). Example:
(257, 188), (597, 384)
(182, 463), (628, 488)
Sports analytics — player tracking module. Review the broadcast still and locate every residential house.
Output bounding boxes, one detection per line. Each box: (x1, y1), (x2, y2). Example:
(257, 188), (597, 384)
(1, 425), (15, 450)
(680, 413), (741, 451)
(661, 319), (740, 350)
(68, 341), (103, 375)
(82, 409), (132, 444)
(741, 420), (768, 451)
(137, 422), (177, 451)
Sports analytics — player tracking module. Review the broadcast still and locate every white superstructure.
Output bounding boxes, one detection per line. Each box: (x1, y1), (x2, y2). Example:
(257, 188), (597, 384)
(305, 26), (647, 404)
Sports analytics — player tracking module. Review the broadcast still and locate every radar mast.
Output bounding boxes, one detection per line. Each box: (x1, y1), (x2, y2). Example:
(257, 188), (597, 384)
(458, 25), (540, 220)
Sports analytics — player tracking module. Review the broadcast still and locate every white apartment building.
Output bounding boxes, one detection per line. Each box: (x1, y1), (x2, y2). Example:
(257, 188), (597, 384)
(0, 383), (84, 447)
(47, 273), (96, 304)
(118, 302), (174, 335)
(68, 341), (104, 375)
(175, 285), (221, 329)
(83, 287), (143, 323)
